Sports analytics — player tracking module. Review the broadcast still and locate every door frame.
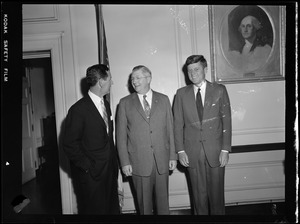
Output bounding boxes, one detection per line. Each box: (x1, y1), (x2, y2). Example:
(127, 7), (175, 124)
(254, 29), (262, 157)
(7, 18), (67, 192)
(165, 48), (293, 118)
(23, 33), (73, 214)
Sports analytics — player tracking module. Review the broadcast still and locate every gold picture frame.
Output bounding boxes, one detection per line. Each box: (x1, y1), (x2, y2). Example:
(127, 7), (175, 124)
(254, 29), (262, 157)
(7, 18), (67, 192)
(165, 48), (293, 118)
(209, 5), (286, 83)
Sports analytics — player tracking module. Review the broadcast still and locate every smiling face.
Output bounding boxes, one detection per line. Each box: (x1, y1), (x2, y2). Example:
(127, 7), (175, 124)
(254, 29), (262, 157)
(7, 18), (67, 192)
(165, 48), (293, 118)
(187, 62), (207, 86)
(131, 69), (151, 95)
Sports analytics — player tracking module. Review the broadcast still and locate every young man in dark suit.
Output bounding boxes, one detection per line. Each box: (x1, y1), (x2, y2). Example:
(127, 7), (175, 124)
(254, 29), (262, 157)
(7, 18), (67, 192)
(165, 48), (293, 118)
(63, 64), (119, 214)
(173, 55), (232, 215)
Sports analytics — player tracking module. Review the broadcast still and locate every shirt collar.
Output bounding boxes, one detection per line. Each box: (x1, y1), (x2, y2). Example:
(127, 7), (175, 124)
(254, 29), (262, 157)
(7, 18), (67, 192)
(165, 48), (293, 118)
(244, 39), (253, 48)
(88, 90), (103, 105)
(138, 89), (152, 98)
(193, 80), (206, 93)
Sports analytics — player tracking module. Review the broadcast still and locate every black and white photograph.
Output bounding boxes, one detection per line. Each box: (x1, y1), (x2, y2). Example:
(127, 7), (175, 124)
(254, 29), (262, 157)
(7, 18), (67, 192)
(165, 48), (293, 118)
(1, 2), (297, 224)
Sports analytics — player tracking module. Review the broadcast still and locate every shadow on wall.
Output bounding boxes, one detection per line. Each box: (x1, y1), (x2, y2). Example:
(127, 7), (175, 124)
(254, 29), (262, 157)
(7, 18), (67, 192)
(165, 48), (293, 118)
(80, 77), (89, 97)
(127, 73), (135, 94)
(182, 64), (193, 86)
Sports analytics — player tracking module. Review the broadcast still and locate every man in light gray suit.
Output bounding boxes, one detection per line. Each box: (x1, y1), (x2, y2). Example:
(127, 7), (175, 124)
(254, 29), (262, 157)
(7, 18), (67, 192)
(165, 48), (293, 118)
(116, 65), (177, 215)
(173, 55), (232, 215)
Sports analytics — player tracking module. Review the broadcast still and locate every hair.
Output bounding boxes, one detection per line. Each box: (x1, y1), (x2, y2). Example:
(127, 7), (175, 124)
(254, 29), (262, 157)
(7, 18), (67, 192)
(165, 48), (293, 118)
(238, 15), (262, 33)
(185, 55), (207, 68)
(86, 64), (109, 87)
(132, 65), (152, 77)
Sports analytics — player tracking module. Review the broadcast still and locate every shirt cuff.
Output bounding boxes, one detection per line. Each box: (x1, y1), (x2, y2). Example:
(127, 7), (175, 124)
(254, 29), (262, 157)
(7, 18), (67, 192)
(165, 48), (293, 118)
(177, 150), (185, 154)
(222, 150), (229, 153)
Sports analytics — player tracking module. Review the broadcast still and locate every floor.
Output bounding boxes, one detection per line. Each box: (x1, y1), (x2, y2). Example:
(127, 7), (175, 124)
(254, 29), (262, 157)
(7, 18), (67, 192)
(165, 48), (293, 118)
(21, 148), (62, 215)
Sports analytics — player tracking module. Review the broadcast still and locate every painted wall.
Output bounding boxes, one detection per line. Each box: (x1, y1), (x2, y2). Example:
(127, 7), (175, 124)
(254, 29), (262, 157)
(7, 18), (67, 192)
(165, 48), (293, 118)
(22, 4), (285, 214)
(102, 4), (285, 212)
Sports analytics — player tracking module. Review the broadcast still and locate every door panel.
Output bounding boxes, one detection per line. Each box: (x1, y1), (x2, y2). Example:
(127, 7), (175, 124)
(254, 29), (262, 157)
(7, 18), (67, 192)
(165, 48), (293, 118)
(22, 75), (36, 184)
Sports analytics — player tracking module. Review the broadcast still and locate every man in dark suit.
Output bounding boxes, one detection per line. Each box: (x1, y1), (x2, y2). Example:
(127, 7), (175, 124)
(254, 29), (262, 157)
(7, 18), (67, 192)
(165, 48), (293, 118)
(173, 55), (232, 215)
(116, 65), (177, 215)
(63, 64), (119, 214)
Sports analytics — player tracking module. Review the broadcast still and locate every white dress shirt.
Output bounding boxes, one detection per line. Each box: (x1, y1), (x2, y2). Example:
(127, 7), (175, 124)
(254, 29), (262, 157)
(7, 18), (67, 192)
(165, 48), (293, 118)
(137, 89), (153, 110)
(88, 90), (108, 133)
(193, 80), (206, 105)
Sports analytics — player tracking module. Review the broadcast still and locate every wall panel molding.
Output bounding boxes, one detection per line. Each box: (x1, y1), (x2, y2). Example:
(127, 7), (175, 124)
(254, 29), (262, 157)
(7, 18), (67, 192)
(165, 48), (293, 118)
(23, 4), (59, 23)
(189, 5), (197, 55)
(171, 5), (184, 89)
(121, 150), (285, 212)
(233, 126), (285, 136)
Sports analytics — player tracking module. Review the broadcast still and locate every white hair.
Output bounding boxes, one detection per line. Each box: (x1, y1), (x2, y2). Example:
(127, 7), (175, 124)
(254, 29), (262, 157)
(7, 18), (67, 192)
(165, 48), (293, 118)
(239, 15), (262, 32)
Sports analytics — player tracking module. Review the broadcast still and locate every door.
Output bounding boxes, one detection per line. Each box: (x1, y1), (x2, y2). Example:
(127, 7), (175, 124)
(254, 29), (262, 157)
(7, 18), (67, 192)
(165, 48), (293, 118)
(22, 71), (36, 184)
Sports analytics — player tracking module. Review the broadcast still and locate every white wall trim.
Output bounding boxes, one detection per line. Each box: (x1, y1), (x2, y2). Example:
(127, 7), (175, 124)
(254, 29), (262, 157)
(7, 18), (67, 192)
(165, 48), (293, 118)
(189, 5), (197, 55)
(233, 127), (285, 136)
(68, 5), (81, 101)
(226, 159), (284, 168)
(171, 5), (183, 89)
(226, 183), (284, 192)
(23, 32), (73, 214)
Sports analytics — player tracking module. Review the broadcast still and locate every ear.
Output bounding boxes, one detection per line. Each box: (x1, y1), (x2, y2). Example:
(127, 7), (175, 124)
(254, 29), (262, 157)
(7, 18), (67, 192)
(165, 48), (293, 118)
(147, 76), (152, 83)
(98, 78), (103, 88)
(204, 67), (208, 74)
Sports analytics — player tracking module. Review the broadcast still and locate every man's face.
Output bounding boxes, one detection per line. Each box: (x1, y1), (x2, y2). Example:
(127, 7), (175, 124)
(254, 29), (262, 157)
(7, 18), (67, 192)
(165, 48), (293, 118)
(240, 16), (256, 40)
(187, 62), (206, 86)
(131, 70), (151, 94)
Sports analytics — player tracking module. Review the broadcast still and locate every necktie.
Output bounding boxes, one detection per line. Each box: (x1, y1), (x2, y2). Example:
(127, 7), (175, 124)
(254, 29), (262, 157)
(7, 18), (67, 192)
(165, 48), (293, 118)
(196, 88), (203, 121)
(143, 95), (151, 119)
(100, 98), (109, 133)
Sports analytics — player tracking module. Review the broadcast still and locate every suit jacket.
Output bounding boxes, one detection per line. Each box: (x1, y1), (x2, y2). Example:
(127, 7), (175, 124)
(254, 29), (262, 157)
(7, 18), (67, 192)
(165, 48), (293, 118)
(116, 91), (177, 177)
(173, 81), (232, 168)
(63, 95), (118, 180)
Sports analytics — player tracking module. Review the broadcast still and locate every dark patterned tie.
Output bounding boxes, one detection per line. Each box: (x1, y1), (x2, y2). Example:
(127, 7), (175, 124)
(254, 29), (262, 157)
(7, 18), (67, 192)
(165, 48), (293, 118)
(100, 98), (109, 133)
(196, 88), (203, 121)
(143, 95), (151, 119)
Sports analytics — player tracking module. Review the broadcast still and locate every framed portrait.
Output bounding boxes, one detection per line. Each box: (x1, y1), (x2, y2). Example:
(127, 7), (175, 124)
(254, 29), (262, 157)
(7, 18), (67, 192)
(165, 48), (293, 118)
(208, 5), (286, 83)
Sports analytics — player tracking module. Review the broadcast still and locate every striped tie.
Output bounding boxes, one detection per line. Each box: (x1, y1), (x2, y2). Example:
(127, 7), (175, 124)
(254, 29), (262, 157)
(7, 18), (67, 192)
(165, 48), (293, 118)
(100, 98), (109, 133)
(143, 95), (151, 119)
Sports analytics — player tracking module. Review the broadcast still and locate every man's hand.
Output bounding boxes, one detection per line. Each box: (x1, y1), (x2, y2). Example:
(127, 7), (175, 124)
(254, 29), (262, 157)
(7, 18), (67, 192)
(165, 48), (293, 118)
(219, 151), (229, 167)
(122, 165), (132, 176)
(178, 151), (189, 167)
(169, 160), (177, 170)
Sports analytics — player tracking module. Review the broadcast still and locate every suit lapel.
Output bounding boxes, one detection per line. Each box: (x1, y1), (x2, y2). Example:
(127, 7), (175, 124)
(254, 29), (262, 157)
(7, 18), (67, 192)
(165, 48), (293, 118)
(85, 95), (107, 130)
(186, 85), (199, 122)
(150, 91), (159, 117)
(203, 81), (213, 117)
